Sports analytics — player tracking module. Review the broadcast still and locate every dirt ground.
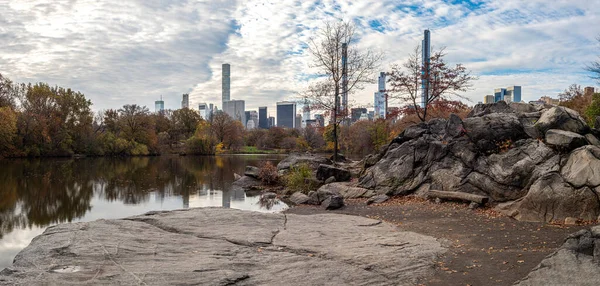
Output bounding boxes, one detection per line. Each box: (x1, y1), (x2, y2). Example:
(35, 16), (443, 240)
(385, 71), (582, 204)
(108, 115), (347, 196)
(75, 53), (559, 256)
(284, 196), (591, 286)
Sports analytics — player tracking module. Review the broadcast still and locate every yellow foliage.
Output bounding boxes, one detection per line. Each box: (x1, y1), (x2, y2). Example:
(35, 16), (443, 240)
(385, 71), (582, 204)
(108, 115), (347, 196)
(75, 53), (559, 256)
(215, 142), (225, 154)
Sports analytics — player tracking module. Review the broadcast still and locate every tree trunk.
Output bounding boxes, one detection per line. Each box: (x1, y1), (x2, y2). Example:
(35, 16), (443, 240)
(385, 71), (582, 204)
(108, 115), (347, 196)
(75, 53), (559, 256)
(333, 84), (339, 163)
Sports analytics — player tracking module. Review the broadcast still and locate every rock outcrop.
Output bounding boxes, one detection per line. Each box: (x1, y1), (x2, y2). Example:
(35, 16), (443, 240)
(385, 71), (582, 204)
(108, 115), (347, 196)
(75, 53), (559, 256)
(516, 226), (600, 285)
(0, 208), (446, 285)
(359, 102), (600, 222)
(277, 153), (332, 172)
(316, 164), (352, 182)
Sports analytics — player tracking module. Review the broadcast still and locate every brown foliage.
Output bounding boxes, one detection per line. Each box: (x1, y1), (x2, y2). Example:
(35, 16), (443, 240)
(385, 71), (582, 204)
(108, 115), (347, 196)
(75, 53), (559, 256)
(258, 161), (278, 185)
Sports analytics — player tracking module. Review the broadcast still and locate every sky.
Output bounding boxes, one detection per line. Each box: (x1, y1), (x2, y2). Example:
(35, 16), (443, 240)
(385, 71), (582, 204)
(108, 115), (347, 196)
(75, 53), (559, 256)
(1, 0), (600, 116)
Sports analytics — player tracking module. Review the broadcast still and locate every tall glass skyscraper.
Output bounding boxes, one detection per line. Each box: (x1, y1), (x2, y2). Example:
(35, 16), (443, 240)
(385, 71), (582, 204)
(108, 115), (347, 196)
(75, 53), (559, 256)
(276, 101), (296, 128)
(374, 72), (386, 119)
(181, 93), (189, 109)
(155, 96), (164, 113)
(259, 107), (268, 129)
(421, 29), (431, 108)
(222, 63), (230, 107)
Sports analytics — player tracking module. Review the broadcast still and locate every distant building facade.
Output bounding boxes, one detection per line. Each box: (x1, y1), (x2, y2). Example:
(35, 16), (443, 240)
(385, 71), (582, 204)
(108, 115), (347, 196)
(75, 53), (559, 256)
(182, 94), (189, 109)
(351, 108), (367, 123)
(484, 95), (495, 104)
(223, 99), (245, 123)
(245, 110), (258, 129)
(258, 106), (268, 129)
(374, 72), (386, 119)
(198, 103), (210, 119)
(540, 96), (559, 105)
(268, 116), (275, 128)
(314, 114), (325, 127)
(494, 86), (521, 103)
(155, 97), (165, 113)
(222, 64), (230, 107)
(276, 101), (296, 128)
(295, 114), (302, 130)
(585, 86), (596, 96)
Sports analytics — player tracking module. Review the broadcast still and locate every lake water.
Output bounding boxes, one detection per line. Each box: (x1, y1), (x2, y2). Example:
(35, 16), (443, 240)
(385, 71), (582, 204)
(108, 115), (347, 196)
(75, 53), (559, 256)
(0, 155), (288, 269)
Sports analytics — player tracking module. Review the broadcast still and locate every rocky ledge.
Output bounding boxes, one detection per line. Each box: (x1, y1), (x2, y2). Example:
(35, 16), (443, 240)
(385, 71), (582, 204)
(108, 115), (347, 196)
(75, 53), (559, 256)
(0, 208), (445, 286)
(359, 101), (600, 223)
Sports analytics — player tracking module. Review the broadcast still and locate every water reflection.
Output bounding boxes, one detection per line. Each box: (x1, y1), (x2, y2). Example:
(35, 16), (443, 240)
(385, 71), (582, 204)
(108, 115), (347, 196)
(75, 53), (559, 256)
(0, 155), (287, 269)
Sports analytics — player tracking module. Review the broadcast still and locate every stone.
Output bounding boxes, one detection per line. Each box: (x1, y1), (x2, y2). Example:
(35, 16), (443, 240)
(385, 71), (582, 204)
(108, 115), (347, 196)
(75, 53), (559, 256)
(324, 176), (336, 184)
(232, 175), (261, 191)
(0, 208), (446, 285)
(244, 166), (260, 178)
(544, 129), (587, 150)
(367, 194), (390, 205)
(445, 114), (465, 138)
(499, 173), (600, 222)
(329, 153), (347, 162)
(317, 182), (369, 199)
(468, 202), (479, 210)
(233, 173), (242, 180)
(277, 154), (332, 171)
(463, 113), (529, 153)
(467, 101), (515, 117)
(585, 133), (600, 146)
(316, 164), (351, 182)
(534, 106), (589, 135)
(435, 198), (442, 204)
(321, 195), (344, 210)
(564, 217), (578, 225)
(261, 192), (277, 199)
(288, 192), (310, 205)
(516, 228), (600, 286)
(307, 187), (339, 205)
(560, 146), (600, 188)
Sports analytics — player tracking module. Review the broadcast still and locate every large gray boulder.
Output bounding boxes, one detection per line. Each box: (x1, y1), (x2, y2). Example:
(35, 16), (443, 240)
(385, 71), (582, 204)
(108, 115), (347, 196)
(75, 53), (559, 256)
(232, 175), (261, 191)
(317, 182), (371, 199)
(534, 106), (589, 135)
(321, 195), (344, 210)
(359, 101), (600, 222)
(316, 164), (352, 182)
(0, 208), (446, 285)
(288, 192), (310, 205)
(544, 129), (587, 150)
(516, 226), (600, 285)
(244, 166), (260, 179)
(277, 154), (332, 171)
(497, 173), (600, 222)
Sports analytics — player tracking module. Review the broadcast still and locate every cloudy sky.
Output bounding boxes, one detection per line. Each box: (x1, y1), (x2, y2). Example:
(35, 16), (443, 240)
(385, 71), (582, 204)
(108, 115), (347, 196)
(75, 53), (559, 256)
(1, 0), (599, 115)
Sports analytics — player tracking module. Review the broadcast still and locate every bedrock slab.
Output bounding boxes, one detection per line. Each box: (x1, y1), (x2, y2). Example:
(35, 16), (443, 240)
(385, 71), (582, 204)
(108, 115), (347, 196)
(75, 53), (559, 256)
(0, 208), (445, 286)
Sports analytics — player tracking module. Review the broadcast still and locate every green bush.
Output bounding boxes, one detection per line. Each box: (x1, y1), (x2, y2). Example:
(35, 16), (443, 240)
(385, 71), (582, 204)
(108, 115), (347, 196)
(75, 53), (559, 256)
(285, 163), (318, 194)
(185, 136), (215, 155)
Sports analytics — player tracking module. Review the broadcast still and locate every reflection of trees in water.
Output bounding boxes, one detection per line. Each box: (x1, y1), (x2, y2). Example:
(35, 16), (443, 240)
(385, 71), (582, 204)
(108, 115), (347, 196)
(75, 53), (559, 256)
(0, 155), (284, 239)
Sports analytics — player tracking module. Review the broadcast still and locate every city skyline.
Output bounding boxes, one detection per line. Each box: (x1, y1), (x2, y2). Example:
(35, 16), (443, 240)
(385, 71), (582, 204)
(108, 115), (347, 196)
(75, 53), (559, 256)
(1, 1), (600, 114)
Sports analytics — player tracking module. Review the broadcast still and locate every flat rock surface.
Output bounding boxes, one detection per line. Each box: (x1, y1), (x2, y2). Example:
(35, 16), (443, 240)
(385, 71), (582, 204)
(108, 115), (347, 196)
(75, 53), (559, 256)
(0, 208), (445, 286)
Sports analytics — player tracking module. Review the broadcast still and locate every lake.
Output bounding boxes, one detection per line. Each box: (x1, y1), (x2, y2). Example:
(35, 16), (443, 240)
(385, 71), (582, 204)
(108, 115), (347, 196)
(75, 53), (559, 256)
(0, 155), (288, 269)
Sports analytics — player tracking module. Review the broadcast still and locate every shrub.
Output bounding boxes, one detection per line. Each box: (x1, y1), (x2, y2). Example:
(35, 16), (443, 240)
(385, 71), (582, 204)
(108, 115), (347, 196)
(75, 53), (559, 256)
(258, 161), (278, 185)
(185, 136), (215, 155)
(285, 163), (318, 194)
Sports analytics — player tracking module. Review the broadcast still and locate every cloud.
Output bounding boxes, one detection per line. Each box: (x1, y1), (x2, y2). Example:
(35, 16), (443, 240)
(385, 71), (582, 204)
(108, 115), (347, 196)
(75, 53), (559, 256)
(0, 0), (599, 116)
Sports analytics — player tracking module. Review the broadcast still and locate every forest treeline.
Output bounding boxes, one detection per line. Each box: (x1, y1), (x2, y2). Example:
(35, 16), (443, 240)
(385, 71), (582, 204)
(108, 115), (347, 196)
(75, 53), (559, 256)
(0, 73), (477, 158)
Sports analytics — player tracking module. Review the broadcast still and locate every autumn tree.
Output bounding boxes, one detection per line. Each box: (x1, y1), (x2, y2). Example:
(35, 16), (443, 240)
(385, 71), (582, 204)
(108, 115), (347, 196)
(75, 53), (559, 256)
(209, 111), (244, 150)
(558, 84), (584, 102)
(387, 46), (475, 122)
(305, 20), (382, 161)
(171, 108), (202, 139)
(0, 73), (17, 108)
(559, 84), (593, 122)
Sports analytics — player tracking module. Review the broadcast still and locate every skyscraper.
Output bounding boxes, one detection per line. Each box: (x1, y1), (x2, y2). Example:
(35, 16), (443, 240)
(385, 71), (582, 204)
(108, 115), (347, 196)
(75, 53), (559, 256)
(421, 29), (431, 108)
(223, 99), (245, 124)
(222, 63), (230, 107)
(268, 116), (275, 128)
(155, 96), (164, 113)
(302, 99), (311, 128)
(374, 72), (386, 119)
(484, 95), (495, 104)
(276, 101), (296, 128)
(351, 108), (367, 123)
(258, 107), (268, 129)
(198, 103), (209, 119)
(506, 86), (522, 103)
(494, 88), (506, 102)
(295, 114), (302, 130)
(181, 93), (189, 109)
(314, 114), (325, 127)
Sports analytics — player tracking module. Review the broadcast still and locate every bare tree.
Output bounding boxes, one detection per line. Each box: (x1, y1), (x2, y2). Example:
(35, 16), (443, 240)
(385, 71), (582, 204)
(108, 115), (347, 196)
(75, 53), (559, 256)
(387, 46), (476, 122)
(558, 83), (584, 102)
(587, 36), (600, 84)
(305, 20), (382, 161)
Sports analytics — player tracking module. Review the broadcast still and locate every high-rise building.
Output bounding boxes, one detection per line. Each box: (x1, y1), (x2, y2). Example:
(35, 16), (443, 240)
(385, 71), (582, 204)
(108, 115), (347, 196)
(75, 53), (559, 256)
(155, 96), (165, 113)
(585, 86), (595, 96)
(199, 103), (209, 119)
(494, 88), (506, 102)
(277, 101), (296, 128)
(484, 95), (495, 104)
(245, 110), (258, 129)
(314, 114), (325, 128)
(505, 86), (521, 103)
(302, 99), (311, 128)
(494, 86), (521, 103)
(258, 107), (268, 129)
(374, 72), (387, 119)
(182, 93), (189, 109)
(268, 116), (275, 128)
(222, 64), (230, 107)
(223, 99), (245, 123)
(421, 29), (431, 108)
(295, 114), (302, 130)
(351, 108), (367, 123)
